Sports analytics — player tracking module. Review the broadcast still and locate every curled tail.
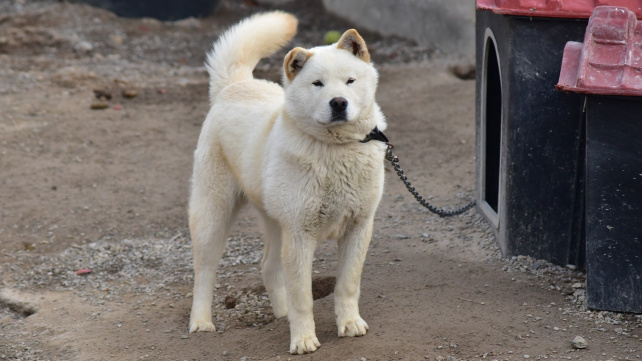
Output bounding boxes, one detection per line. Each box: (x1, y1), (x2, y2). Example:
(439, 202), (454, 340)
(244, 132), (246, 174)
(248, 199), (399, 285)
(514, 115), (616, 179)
(206, 11), (298, 105)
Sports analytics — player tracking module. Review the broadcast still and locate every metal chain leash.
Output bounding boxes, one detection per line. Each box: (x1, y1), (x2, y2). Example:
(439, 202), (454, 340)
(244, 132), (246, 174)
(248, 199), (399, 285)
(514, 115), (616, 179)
(385, 143), (476, 218)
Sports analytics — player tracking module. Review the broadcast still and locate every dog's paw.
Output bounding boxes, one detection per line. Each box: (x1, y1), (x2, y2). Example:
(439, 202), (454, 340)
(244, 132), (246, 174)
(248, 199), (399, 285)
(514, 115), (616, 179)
(289, 334), (321, 354)
(337, 317), (369, 337)
(189, 320), (216, 333)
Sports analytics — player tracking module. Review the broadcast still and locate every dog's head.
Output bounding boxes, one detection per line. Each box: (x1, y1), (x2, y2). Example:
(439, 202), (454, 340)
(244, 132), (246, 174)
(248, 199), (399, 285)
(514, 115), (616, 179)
(282, 29), (385, 143)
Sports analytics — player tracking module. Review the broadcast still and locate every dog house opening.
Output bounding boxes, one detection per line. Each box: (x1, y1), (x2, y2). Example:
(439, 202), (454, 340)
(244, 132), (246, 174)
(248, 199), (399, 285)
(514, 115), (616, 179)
(482, 34), (502, 218)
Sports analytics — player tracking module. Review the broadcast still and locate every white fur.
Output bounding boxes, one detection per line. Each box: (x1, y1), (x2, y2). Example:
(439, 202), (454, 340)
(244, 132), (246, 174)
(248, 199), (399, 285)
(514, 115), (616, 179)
(188, 11), (387, 355)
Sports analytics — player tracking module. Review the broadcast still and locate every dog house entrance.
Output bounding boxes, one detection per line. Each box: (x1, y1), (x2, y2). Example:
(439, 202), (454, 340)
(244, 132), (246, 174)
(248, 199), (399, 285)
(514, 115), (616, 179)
(481, 32), (501, 223)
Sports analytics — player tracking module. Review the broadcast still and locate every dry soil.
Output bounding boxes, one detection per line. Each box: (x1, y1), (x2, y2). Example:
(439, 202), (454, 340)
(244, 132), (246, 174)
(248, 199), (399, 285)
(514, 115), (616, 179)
(0, 1), (640, 360)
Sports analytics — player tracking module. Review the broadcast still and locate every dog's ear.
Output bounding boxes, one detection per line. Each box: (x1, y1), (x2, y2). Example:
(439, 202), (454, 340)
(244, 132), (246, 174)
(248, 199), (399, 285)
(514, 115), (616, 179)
(337, 29), (370, 63)
(284, 47), (312, 81)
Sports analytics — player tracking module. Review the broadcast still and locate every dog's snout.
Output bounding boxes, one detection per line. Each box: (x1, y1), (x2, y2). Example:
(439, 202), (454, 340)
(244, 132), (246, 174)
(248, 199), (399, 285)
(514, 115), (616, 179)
(330, 97), (348, 112)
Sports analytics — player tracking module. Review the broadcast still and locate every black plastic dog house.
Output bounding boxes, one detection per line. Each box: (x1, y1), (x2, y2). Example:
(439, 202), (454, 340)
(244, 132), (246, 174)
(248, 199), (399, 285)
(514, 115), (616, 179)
(557, 6), (642, 313)
(475, 0), (594, 267)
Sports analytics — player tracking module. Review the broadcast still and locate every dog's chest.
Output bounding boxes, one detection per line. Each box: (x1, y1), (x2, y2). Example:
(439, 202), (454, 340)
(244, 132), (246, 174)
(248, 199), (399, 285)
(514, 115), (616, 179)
(305, 155), (381, 235)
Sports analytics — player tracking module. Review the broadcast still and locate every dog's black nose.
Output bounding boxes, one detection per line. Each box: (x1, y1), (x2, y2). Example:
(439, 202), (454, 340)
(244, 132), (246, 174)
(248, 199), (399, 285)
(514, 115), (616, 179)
(330, 97), (348, 112)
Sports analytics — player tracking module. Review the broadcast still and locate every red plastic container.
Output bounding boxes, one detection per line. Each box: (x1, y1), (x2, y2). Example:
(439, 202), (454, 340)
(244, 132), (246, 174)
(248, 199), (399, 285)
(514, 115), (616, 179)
(557, 6), (642, 95)
(477, 0), (642, 19)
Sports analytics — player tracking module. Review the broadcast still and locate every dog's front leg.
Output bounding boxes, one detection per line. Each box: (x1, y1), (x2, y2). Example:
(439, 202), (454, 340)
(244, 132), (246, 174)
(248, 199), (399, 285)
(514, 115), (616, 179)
(281, 229), (320, 354)
(335, 218), (373, 337)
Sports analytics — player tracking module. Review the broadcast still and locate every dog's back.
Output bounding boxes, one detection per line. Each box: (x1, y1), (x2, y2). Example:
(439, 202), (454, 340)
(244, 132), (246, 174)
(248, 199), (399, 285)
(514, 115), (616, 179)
(205, 11), (298, 105)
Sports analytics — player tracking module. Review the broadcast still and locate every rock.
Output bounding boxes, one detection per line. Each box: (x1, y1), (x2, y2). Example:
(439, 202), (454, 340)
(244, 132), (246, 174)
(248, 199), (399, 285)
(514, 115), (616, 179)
(122, 89), (138, 99)
(224, 295), (237, 309)
(93, 89), (112, 100)
(90, 100), (109, 110)
(571, 335), (588, 349)
(74, 40), (93, 53)
(449, 63), (475, 80)
(571, 283), (584, 289)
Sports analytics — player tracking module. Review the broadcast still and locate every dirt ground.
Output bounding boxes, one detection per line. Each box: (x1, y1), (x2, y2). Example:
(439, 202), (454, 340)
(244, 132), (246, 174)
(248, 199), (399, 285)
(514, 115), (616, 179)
(0, 1), (640, 360)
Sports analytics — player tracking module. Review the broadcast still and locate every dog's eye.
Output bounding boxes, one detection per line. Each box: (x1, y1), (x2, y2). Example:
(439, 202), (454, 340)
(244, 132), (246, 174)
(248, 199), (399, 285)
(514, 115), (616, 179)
(347, 78), (355, 85)
(312, 80), (324, 87)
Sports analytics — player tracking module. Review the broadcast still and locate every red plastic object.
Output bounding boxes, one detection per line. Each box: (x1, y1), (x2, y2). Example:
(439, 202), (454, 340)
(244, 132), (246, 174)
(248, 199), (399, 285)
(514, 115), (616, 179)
(477, 0), (642, 19)
(557, 6), (642, 96)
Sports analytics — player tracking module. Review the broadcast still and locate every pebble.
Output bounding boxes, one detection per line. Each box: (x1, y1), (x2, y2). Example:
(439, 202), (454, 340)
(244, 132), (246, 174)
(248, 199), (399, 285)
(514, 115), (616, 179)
(122, 89), (138, 99)
(180, 335), (188, 339)
(571, 335), (588, 349)
(224, 295), (237, 309)
(74, 41), (93, 53)
(90, 100), (109, 110)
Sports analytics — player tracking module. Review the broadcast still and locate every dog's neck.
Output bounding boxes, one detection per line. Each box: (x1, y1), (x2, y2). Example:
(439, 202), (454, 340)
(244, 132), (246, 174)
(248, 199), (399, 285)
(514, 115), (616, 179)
(281, 111), (378, 145)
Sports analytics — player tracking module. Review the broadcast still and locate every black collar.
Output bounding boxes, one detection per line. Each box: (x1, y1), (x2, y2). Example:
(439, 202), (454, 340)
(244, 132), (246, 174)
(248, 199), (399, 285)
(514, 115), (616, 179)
(360, 126), (389, 143)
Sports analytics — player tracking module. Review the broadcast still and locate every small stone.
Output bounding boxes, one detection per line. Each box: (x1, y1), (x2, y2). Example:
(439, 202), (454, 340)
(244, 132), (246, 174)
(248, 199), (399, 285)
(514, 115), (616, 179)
(91, 100), (109, 110)
(122, 89), (138, 99)
(449, 63), (475, 80)
(571, 283), (584, 289)
(224, 295), (237, 309)
(180, 335), (188, 339)
(222, 351), (228, 356)
(571, 335), (588, 349)
(74, 41), (93, 53)
(93, 89), (112, 100)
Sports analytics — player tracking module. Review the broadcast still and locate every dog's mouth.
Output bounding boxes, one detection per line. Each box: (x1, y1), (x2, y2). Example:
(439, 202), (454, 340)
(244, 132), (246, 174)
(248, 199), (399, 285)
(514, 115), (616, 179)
(330, 111), (348, 123)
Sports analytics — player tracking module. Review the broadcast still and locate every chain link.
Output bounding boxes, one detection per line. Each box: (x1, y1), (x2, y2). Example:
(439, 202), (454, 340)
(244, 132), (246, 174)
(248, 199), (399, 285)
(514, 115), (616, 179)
(385, 143), (476, 218)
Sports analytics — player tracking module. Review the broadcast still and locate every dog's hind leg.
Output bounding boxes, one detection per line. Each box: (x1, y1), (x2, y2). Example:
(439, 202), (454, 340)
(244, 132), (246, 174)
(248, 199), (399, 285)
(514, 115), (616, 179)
(334, 218), (373, 337)
(188, 164), (243, 333)
(257, 211), (288, 318)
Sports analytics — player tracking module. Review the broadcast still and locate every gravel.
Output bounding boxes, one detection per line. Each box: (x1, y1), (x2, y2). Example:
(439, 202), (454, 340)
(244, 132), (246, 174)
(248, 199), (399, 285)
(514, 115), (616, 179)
(2, 232), (266, 297)
(501, 251), (642, 331)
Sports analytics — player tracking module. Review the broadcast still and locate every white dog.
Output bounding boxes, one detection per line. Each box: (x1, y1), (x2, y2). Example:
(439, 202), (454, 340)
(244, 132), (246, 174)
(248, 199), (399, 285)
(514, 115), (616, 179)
(188, 11), (387, 354)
